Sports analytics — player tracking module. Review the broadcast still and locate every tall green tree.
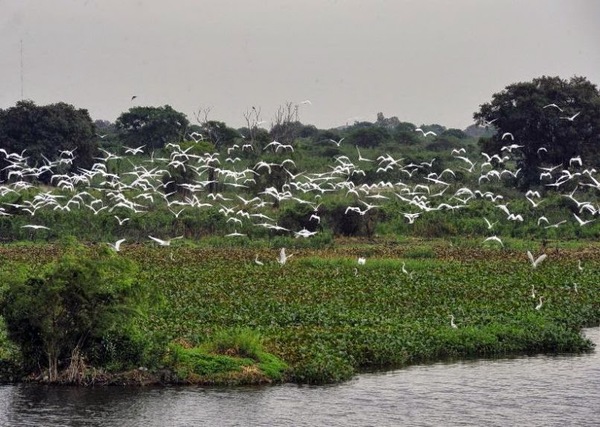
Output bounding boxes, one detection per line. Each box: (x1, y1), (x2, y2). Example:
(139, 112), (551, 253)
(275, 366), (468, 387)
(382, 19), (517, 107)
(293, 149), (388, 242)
(474, 75), (600, 188)
(116, 105), (189, 150)
(0, 100), (97, 182)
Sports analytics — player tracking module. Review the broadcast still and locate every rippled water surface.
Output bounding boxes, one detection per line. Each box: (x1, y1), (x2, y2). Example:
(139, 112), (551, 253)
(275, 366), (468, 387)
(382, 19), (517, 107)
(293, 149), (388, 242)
(1, 328), (598, 427)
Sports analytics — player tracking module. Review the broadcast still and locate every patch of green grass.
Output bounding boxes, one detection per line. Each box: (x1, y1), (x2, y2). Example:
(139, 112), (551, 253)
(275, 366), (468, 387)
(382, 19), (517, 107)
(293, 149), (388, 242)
(199, 328), (264, 361)
(163, 329), (287, 384)
(403, 246), (437, 259)
(165, 343), (252, 380)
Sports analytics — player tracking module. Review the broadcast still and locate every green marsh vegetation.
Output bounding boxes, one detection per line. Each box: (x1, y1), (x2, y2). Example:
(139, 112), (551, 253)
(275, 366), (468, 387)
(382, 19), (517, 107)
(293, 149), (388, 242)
(124, 241), (600, 384)
(1, 240), (597, 385)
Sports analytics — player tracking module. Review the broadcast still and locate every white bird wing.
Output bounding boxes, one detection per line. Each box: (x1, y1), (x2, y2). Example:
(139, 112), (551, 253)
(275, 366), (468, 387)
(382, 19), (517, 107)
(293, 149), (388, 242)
(534, 254), (547, 267)
(543, 103), (563, 112)
(527, 250), (534, 264)
(484, 236), (503, 246)
(114, 239), (126, 251)
(149, 235), (168, 245)
(22, 224), (50, 230)
(573, 214), (587, 226)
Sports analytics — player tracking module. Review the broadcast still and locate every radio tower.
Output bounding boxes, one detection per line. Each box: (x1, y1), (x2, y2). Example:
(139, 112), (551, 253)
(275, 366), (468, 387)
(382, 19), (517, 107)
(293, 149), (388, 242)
(20, 39), (24, 100)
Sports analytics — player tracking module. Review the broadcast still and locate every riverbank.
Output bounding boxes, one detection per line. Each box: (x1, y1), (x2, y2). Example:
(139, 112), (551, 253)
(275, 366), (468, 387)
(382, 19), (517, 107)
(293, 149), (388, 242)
(1, 239), (599, 385)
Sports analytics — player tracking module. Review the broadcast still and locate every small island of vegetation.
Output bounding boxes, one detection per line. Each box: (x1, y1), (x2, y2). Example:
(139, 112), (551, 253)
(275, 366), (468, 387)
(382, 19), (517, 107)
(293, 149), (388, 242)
(0, 75), (599, 385)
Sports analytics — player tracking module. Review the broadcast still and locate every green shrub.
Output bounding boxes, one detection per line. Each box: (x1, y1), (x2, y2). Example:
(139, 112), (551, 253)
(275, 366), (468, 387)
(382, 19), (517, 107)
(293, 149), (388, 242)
(0, 243), (142, 381)
(289, 352), (354, 384)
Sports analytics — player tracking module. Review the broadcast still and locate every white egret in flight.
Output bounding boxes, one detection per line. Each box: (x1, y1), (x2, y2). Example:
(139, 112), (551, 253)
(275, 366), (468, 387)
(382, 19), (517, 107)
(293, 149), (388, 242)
(560, 111), (580, 121)
(527, 251), (547, 268)
(278, 248), (292, 265)
(484, 235), (504, 247)
(148, 235), (183, 246)
(21, 224), (50, 230)
(108, 239), (126, 252)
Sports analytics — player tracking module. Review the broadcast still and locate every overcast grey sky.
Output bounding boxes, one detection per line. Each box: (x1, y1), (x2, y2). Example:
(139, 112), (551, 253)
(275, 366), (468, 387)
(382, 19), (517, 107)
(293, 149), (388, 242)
(1, 0), (599, 130)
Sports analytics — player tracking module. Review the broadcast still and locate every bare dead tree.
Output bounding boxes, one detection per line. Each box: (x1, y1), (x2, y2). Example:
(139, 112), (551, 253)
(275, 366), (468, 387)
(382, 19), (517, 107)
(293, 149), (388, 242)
(243, 105), (263, 142)
(194, 106), (212, 125)
(270, 101), (300, 145)
(194, 106), (226, 148)
(193, 106), (219, 193)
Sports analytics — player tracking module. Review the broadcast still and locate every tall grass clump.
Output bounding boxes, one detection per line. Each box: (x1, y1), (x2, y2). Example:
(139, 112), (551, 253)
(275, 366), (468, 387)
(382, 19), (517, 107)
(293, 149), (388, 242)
(163, 328), (287, 384)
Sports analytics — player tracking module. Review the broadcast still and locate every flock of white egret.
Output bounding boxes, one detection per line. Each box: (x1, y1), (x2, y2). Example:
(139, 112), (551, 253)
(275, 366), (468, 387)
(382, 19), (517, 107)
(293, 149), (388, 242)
(0, 109), (596, 325)
(1, 120), (597, 250)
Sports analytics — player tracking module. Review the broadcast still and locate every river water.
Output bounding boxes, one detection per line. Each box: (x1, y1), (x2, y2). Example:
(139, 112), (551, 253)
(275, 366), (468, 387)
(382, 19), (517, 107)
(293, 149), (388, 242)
(1, 328), (598, 427)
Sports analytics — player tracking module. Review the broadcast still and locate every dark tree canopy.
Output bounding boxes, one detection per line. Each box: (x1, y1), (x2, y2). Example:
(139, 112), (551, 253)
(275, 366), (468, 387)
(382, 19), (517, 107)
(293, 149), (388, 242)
(201, 120), (240, 148)
(0, 100), (97, 182)
(116, 105), (189, 150)
(441, 128), (468, 140)
(269, 120), (305, 145)
(390, 122), (420, 145)
(474, 75), (600, 188)
(347, 125), (390, 148)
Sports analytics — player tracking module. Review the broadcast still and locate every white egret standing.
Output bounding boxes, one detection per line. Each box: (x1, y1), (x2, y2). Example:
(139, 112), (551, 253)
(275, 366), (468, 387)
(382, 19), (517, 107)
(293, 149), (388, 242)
(535, 296), (544, 310)
(449, 315), (458, 329)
